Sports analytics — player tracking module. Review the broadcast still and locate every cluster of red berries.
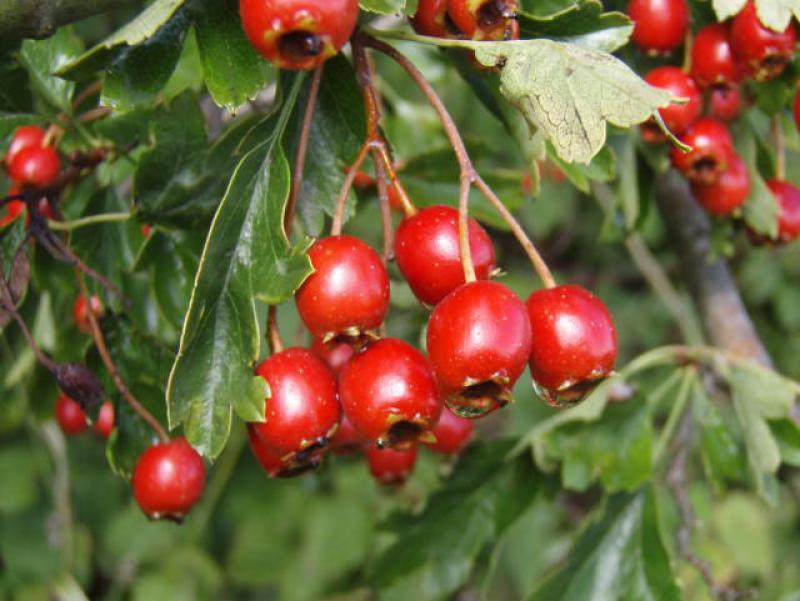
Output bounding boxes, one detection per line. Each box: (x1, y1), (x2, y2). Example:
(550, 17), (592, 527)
(55, 393), (114, 438)
(411, 0), (519, 41)
(630, 0), (800, 241)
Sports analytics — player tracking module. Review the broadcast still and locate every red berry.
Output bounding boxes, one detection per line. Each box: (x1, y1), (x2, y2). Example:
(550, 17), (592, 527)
(94, 401), (115, 438)
(447, 0), (519, 40)
(131, 437), (206, 521)
(670, 117), (735, 184)
(642, 67), (702, 141)
(1, 186), (24, 228)
(425, 408), (474, 454)
(395, 205), (496, 306)
(692, 154), (750, 215)
(426, 280), (532, 418)
(330, 415), (364, 455)
(55, 394), (88, 435)
(4, 125), (46, 169)
(628, 0), (689, 54)
(141, 224), (153, 237)
(366, 445), (418, 485)
(239, 0), (359, 70)
(730, 1), (796, 81)
(247, 425), (322, 477)
(708, 85), (743, 121)
(691, 23), (741, 87)
(767, 179), (800, 242)
(411, 0), (457, 37)
(310, 337), (355, 376)
(250, 348), (341, 464)
(73, 294), (104, 334)
(340, 338), (442, 449)
(526, 285), (617, 406)
(295, 235), (390, 345)
(8, 145), (60, 188)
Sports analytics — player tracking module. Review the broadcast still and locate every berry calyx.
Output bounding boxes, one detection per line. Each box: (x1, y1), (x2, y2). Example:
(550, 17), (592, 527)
(131, 437), (206, 521)
(526, 285), (617, 407)
(425, 408), (474, 455)
(670, 117), (735, 184)
(692, 154), (750, 216)
(766, 179), (800, 242)
(250, 347), (341, 465)
(339, 338), (442, 449)
(411, 0), (460, 37)
(4, 126), (46, 169)
(708, 85), (743, 121)
(8, 145), (60, 188)
(55, 394), (88, 435)
(627, 0), (689, 54)
(94, 401), (115, 438)
(395, 205), (496, 306)
(310, 337), (354, 376)
(295, 235), (390, 346)
(447, 0), (519, 41)
(690, 23), (741, 88)
(239, 0), (359, 70)
(73, 294), (104, 334)
(642, 67), (702, 141)
(366, 445), (418, 486)
(247, 426), (322, 478)
(426, 280), (532, 418)
(730, 1), (797, 81)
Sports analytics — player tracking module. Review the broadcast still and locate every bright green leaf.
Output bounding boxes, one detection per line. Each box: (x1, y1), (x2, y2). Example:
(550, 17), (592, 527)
(359, 0), (409, 14)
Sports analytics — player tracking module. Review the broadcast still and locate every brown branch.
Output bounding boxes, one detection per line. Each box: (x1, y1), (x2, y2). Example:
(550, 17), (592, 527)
(0, 0), (138, 40)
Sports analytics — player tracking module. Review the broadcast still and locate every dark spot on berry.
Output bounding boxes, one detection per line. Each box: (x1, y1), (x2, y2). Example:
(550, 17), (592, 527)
(477, 0), (515, 27)
(386, 420), (424, 447)
(278, 31), (323, 62)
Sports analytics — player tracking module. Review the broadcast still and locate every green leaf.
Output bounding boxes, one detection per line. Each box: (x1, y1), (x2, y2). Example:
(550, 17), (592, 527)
(359, 0), (410, 14)
(474, 40), (672, 164)
(738, 123), (779, 237)
(694, 386), (747, 488)
(369, 440), (538, 601)
(18, 28), (83, 112)
(769, 418), (800, 467)
(526, 488), (682, 601)
(0, 42), (33, 112)
(194, 0), (273, 110)
(166, 75), (313, 459)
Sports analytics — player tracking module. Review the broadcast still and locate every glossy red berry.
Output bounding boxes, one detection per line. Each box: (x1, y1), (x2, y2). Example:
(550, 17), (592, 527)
(8, 145), (60, 188)
(4, 125), (46, 169)
(692, 154), (750, 215)
(366, 445), (418, 486)
(239, 0), (359, 70)
(526, 285), (617, 406)
(670, 118), (735, 184)
(310, 337), (354, 376)
(731, 1), (796, 81)
(426, 280), (532, 418)
(340, 338), (442, 449)
(93, 401), (115, 438)
(395, 205), (496, 306)
(1, 186), (24, 228)
(250, 348), (341, 464)
(642, 67), (701, 141)
(73, 294), (104, 334)
(628, 0), (689, 54)
(247, 425), (321, 477)
(425, 408), (474, 455)
(131, 437), (206, 521)
(708, 85), (743, 121)
(447, 0), (519, 40)
(295, 235), (390, 345)
(767, 179), (800, 242)
(55, 394), (88, 435)
(411, 0), (458, 37)
(690, 23), (741, 87)
(330, 415), (364, 455)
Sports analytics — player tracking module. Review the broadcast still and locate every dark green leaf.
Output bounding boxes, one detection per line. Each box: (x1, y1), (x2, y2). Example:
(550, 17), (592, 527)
(18, 28), (83, 112)
(694, 386), (747, 488)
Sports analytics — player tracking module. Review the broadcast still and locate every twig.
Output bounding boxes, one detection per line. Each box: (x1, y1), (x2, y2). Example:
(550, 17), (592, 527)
(267, 306), (284, 355)
(47, 212), (131, 231)
(375, 158), (395, 261)
(71, 81), (102, 110)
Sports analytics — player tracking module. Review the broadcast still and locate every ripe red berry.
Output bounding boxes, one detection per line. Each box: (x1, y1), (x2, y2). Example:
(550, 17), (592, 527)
(642, 67), (702, 141)
(239, 0), (359, 70)
(1, 186), (24, 228)
(131, 437), (206, 521)
(55, 394), (88, 435)
(692, 154), (750, 216)
(340, 338), (442, 449)
(94, 401), (115, 438)
(447, 0), (519, 40)
(425, 408), (474, 454)
(247, 425), (321, 477)
(330, 415), (364, 455)
(708, 85), (743, 121)
(73, 294), (104, 334)
(627, 0), (689, 54)
(731, 1), (797, 81)
(8, 145), (60, 188)
(4, 125), (46, 169)
(526, 285), (617, 406)
(250, 348), (341, 464)
(670, 117), (735, 184)
(690, 23), (741, 87)
(767, 179), (800, 242)
(366, 445), (418, 485)
(426, 280), (532, 418)
(395, 205), (496, 307)
(310, 337), (354, 376)
(295, 235), (390, 345)
(411, 0), (458, 37)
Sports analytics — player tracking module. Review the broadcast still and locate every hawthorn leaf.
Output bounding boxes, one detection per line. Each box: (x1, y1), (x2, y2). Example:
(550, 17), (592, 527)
(474, 39), (673, 164)
(359, 0), (410, 14)
(18, 28), (83, 111)
(738, 123), (779, 237)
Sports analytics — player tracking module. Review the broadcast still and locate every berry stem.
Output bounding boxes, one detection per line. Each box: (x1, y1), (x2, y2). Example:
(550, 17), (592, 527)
(375, 158), (396, 262)
(47, 212), (131, 231)
(267, 305), (284, 354)
(331, 143), (370, 235)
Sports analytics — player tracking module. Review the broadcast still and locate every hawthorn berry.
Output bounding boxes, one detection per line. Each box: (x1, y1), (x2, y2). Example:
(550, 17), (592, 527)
(642, 67), (701, 141)
(731, 1), (797, 81)
(330, 415), (364, 455)
(426, 280), (532, 418)
(411, 0), (459, 37)
(55, 394), (88, 435)
(395, 205), (496, 306)
(247, 425), (321, 477)
(73, 294), (104, 334)
(690, 23), (741, 87)
(250, 348), (341, 464)
(239, 0), (359, 70)
(131, 437), (206, 521)
(8, 145), (60, 188)
(4, 125), (46, 169)
(526, 285), (617, 406)
(447, 0), (519, 41)
(310, 337), (354, 376)
(94, 401), (115, 439)
(692, 154), (750, 216)
(0, 186), (24, 228)
(339, 338), (442, 449)
(708, 85), (743, 121)
(425, 407), (474, 455)
(767, 179), (800, 242)
(627, 0), (689, 54)
(670, 117), (735, 184)
(366, 445), (418, 486)
(295, 235), (390, 345)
